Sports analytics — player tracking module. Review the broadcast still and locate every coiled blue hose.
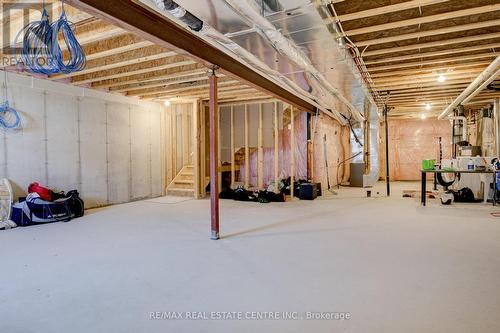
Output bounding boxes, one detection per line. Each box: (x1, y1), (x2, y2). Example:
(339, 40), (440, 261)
(14, 0), (85, 75)
(14, 7), (59, 75)
(51, 0), (86, 73)
(0, 101), (21, 130)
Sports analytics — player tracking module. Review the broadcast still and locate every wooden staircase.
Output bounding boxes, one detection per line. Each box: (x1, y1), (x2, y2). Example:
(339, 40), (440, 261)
(167, 165), (195, 197)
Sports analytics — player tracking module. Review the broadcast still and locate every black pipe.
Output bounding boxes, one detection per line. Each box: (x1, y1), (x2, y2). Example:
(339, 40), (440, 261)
(384, 105), (390, 197)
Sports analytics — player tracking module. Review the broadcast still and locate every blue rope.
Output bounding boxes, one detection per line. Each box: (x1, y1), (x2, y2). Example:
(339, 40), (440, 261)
(0, 101), (21, 130)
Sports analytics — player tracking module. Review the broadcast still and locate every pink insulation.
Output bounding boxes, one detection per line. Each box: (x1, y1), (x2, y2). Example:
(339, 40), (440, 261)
(312, 113), (349, 190)
(240, 111), (308, 187)
(384, 118), (452, 181)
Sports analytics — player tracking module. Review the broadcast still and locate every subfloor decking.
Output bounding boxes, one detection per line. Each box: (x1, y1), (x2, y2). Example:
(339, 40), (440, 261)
(1, 182), (500, 332)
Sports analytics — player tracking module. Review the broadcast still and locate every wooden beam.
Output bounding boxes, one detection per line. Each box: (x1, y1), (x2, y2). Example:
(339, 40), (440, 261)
(346, 4), (500, 36)
(230, 105), (235, 190)
(274, 102), (279, 193)
(95, 66), (206, 89)
(139, 80), (243, 99)
(53, 51), (176, 80)
(182, 105), (189, 166)
(73, 59), (196, 85)
(373, 69), (483, 85)
(365, 45), (500, 65)
(209, 73), (219, 240)
(115, 74), (215, 94)
(363, 33), (500, 57)
(290, 106), (295, 199)
(356, 19), (500, 47)
(380, 83), (469, 94)
(370, 64), (489, 78)
(141, 82), (254, 99)
(130, 78), (238, 98)
(86, 37), (153, 61)
(336, 0), (447, 22)
(368, 58), (494, 72)
(192, 100), (200, 199)
(65, 0), (315, 112)
(258, 103), (264, 189)
(244, 104), (250, 189)
(375, 78), (475, 90)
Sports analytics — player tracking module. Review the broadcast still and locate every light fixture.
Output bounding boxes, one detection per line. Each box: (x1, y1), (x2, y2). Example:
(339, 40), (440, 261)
(425, 103), (431, 111)
(437, 74), (446, 83)
(421, 114), (426, 120)
(164, 99), (171, 107)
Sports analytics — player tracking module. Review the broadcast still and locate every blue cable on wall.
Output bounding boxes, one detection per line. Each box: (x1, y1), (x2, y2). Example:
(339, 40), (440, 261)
(13, 0), (86, 75)
(0, 101), (21, 130)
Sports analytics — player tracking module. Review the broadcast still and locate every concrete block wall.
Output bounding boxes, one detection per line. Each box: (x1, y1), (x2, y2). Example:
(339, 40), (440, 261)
(0, 72), (164, 208)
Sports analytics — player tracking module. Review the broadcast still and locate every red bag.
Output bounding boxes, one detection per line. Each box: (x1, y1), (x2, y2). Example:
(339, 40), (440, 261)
(28, 182), (53, 201)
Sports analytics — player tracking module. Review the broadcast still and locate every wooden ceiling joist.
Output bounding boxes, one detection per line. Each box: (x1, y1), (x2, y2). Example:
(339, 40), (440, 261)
(98, 67), (208, 90)
(53, 50), (176, 80)
(356, 19), (500, 47)
(362, 32), (500, 57)
(138, 80), (242, 99)
(365, 45), (500, 64)
(336, 0), (448, 22)
(373, 69), (484, 84)
(370, 63), (489, 78)
(368, 58), (494, 72)
(72, 59), (197, 85)
(346, 4), (500, 36)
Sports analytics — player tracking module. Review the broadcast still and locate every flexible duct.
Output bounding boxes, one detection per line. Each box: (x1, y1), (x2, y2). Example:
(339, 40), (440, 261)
(151, 0), (346, 124)
(439, 55), (500, 119)
(222, 0), (365, 123)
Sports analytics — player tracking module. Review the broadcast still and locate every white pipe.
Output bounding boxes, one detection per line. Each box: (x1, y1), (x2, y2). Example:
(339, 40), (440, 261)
(449, 116), (468, 142)
(462, 68), (500, 104)
(438, 55), (500, 119)
(222, 0), (365, 123)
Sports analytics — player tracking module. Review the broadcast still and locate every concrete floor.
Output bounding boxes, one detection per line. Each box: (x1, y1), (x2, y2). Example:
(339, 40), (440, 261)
(1, 182), (500, 333)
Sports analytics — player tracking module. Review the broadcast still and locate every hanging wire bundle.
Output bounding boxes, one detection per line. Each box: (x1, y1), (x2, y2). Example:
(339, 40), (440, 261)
(13, 0), (86, 75)
(50, 0), (86, 73)
(14, 5), (59, 75)
(0, 72), (21, 130)
(0, 101), (22, 130)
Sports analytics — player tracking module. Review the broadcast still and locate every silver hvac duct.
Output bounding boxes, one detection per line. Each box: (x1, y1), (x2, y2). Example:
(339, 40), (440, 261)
(150, 0), (347, 124)
(222, 0), (365, 123)
(439, 55), (500, 120)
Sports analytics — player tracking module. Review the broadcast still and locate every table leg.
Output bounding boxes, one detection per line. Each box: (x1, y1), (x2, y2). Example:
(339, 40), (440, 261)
(494, 171), (497, 207)
(421, 171), (426, 206)
(433, 173), (438, 190)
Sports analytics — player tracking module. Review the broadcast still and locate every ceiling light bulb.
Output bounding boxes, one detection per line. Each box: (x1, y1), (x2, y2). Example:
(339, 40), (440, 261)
(425, 104), (431, 110)
(437, 74), (446, 83)
(164, 100), (171, 107)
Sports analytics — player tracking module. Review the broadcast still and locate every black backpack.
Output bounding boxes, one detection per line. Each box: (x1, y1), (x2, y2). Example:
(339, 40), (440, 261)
(453, 187), (476, 203)
(66, 190), (85, 218)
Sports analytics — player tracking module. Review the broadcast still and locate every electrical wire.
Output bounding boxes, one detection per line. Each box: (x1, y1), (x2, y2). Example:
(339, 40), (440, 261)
(50, 0), (86, 73)
(0, 71), (22, 130)
(14, 0), (85, 75)
(14, 3), (59, 75)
